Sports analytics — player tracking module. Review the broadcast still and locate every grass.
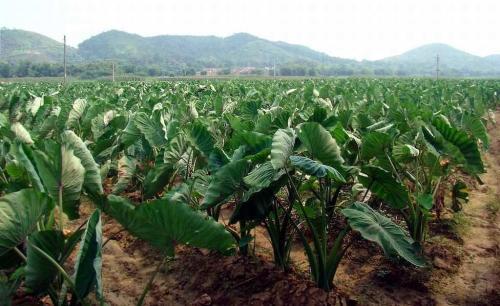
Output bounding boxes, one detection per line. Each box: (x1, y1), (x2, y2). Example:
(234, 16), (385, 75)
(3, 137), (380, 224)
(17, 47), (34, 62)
(450, 212), (472, 237)
(485, 196), (500, 216)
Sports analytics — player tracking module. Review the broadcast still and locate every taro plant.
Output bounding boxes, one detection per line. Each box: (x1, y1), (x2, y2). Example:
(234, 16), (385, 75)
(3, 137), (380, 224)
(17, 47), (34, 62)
(271, 123), (425, 290)
(0, 93), (106, 304)
(0, 78), (497, 299)
(356, 108), (486, 245)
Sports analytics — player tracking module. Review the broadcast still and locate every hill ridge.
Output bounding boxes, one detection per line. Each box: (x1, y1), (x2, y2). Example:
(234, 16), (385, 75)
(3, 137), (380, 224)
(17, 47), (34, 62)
(1, 28), (499, 77)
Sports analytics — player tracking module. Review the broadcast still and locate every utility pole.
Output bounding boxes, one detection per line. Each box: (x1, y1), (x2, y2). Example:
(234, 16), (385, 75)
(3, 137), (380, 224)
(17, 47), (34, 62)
(321, 54), (325, 77)
(112, 62), (115, 82)
(435, 54), (440, 80)
(63, 35), (67, 83)
(273, 58), (276, 78)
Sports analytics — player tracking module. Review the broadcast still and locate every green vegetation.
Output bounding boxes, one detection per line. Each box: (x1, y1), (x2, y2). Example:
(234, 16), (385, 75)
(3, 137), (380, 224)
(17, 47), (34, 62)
(2, 28), (500, 78)
(486, 196), (500, 216)
(0, 78), (497, 303)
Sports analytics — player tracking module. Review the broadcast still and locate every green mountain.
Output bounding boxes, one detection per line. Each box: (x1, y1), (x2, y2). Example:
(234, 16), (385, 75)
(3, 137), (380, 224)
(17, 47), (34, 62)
(77, 30), (352, 69)
(1, 28), (499, 77)
(376, 43), (500, 76)
(0, 29), (81, 63)
(484, 54), (500, 66)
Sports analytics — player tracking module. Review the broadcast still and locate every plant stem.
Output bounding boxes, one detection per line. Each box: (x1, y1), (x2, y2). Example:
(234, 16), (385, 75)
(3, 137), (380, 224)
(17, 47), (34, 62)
(13, 246), (27, 262)
(137, 256), (170, 306)
(362, 181), (373, 202)
(102, 229), (126, 248)
(28, 241), (86, 305)
(0, 169), (8, 184)
(386, 152), (403, 183)
(59, 145), (64, 232)
(285, 170), (326, 288)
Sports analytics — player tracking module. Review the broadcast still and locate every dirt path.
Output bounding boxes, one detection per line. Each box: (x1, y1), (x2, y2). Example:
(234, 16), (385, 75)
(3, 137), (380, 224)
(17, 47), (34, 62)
(432, 112), (500, 305)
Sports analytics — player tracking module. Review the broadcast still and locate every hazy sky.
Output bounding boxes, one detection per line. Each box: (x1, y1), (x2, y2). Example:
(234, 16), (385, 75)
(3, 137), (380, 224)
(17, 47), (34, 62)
(2, 0), (499, 60)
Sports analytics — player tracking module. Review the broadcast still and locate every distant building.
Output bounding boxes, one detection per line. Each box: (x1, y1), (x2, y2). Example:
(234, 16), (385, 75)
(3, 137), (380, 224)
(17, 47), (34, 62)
(199, 68), (220, 76)
(198, 66), (268, 76)
(232, 67), (256, 75)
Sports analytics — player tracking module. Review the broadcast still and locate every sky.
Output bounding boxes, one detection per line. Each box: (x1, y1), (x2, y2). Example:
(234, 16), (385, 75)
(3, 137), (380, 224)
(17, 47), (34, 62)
(1, 0), (499, 60)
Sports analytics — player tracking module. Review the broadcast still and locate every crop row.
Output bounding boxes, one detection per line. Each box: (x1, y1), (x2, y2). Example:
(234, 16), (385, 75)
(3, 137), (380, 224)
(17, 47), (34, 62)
(0, 79), (498, 304)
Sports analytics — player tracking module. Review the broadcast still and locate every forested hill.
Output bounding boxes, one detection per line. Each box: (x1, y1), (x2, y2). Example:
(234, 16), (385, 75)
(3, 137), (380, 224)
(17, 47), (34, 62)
(372, 43), (500, 76)
(0, 29), (81, 63)
(77, 30), (354, 68)
(1, 28), (500, 78)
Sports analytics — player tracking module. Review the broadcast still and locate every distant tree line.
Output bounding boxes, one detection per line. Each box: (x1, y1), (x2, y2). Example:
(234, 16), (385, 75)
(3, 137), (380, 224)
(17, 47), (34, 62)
(0, 61), (198, 79)
(1, 60), (498, 79)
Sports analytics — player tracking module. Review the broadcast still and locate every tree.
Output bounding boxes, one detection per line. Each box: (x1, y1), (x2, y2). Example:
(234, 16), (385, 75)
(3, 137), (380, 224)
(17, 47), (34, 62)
(0, 62), (11, 78)
(280, 67), (292, 76)
(147, 67), (161, 76)
(218, 68), (231, 75)
(15, 61), (32, 77)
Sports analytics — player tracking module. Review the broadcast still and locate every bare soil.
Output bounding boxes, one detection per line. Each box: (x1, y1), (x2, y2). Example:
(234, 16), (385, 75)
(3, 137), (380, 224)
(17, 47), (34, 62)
(430, 113), (500, 306)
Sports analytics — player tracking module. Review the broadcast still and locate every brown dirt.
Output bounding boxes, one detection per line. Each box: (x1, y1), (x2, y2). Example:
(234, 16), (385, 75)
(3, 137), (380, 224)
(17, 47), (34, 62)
(64, 212), (349, 306)
(60, 111), (500, 306)
(430, 112), (500, 306)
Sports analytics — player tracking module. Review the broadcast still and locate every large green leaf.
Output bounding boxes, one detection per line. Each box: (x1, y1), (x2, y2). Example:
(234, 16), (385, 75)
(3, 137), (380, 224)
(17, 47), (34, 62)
(230, 186), (276, 224)
(462, 113), (489, 149)
(451, 181), (469, 212)
(243, 161), (285, 190)
(10, 122), (34, 145)
(360, 131), (392, 160)
(330, 122), (350, 144)
(164, 134), (188, 165)
(143, 164), (174, 199)
(10, 143), (44, 192)
(208, 147), (230, 173)
(0, 189), (50, 256)
(342, 202), (425, 267)
(25, 230), (65, 293)
(66, 99), (87, 129)
(270, 128), (295, 170)
(134, 112), (167, 147)
(106, 196), (171, 251)
(432, 116), (485, 174)
(73, 209), (103, 300)
(297, 122), (344, 167)
(290, 155), (345, 182)
(112, 155), (136, 195)
(393, 144), (419, 163)
(120, 114), (141, 147)
(201, 159), (250, 208)
(229, 131), (271, 156)
(107, 196), (236, 255)
(24, 229), (84, 294)
(188, 121), (214, 158)
(358, 165), (409, 209)
(33, 143), (85, 219)
(61, 131), (103, 197)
